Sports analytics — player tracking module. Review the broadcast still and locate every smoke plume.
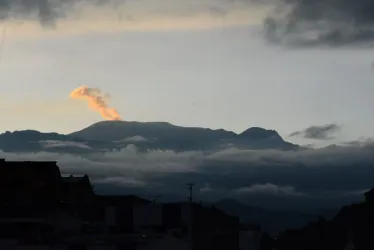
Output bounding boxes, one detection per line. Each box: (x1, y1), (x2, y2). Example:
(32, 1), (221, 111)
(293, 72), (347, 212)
(70, 86), (122, 121)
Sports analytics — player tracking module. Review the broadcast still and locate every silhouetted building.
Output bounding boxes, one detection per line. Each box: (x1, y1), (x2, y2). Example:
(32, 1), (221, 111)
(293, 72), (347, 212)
(0, 160), (63, 208)
(193, 204), (239, 250)
(239, 224), (262, 250)
(96, 195), (151, 233)
(0, 160), (80, 243)
(364, 188), (374, 203)
(62, 175), (96, 203)
(134, 202), (239, 250)
(61, 174), (99, 226)
(137, 234), (189, 250)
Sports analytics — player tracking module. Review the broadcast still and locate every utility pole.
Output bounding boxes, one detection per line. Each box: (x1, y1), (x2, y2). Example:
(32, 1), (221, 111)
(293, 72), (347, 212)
(186, 183), (195, 250)
(151, 195), (161, 204)
(186, 183), (195, 203)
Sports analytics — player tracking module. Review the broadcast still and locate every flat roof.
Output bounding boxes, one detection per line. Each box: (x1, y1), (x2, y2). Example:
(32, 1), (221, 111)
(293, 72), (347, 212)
(4, 161), (57, 163)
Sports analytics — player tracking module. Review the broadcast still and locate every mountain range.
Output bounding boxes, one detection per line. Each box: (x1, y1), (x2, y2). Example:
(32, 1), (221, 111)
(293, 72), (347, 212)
(0, 121), (347, 235)
(213, 199), (337, 235)
(0, 121), (298, 153)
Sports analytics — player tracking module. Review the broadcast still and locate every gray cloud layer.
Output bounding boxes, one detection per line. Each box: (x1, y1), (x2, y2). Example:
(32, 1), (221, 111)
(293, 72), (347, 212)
(290, 124), (341, 140)
(0, 0), (71, 27)
(1, 141), (373, 209)
(0, 0), (126, 27)
(264, 0), (374, 46)
(0, 0), (259, 26)
(0, 0), (153, 29)
(0, 0), (373, 46)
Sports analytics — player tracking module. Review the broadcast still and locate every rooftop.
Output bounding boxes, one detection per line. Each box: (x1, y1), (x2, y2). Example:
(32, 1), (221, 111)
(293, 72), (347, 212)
(62, 175), (89, 183)
(96, 195), (150, 205)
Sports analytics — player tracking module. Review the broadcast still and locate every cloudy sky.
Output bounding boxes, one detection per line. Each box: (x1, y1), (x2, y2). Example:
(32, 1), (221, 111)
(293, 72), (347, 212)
(0, 0), (373, 147)
(1, 0), (374, 210)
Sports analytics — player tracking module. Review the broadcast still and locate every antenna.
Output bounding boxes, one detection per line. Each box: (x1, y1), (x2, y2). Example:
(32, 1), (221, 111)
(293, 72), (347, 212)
(151, 195), (162, 204)
(186, 183), (195, 203)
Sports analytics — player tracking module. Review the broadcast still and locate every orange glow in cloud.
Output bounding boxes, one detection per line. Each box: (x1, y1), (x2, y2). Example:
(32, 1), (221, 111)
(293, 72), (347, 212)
(70, 86), (122, 121)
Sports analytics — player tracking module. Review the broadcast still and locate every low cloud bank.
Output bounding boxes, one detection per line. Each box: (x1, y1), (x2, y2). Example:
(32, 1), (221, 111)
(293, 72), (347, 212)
(1, 141), (373, 209)
(40, 140), (92, 149)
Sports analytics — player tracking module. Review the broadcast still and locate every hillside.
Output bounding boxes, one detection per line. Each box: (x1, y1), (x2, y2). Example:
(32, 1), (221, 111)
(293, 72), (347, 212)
(69, 121), (298, 152)
(0, 121), (298, 153)
(272, 189), (374, 250)
(214, 199), (323, 235)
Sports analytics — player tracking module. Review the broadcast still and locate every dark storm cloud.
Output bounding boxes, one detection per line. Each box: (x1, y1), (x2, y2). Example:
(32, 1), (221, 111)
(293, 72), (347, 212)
(5, 0), (374, 45)
(290, 124), (341, 140)
(263, 0), (374, 46)
(0, 0), (119, 27)
(0, 0), (65, 26)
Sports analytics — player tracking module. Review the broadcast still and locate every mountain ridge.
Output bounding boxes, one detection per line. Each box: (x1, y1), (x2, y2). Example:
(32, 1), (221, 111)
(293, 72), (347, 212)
(0, 120), (299, 153)
(213, 198), (332, 235)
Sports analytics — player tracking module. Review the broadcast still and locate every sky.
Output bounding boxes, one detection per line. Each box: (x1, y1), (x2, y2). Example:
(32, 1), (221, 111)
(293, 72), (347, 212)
(1, 0), (374, 210)
(0, 0), (374, 147)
